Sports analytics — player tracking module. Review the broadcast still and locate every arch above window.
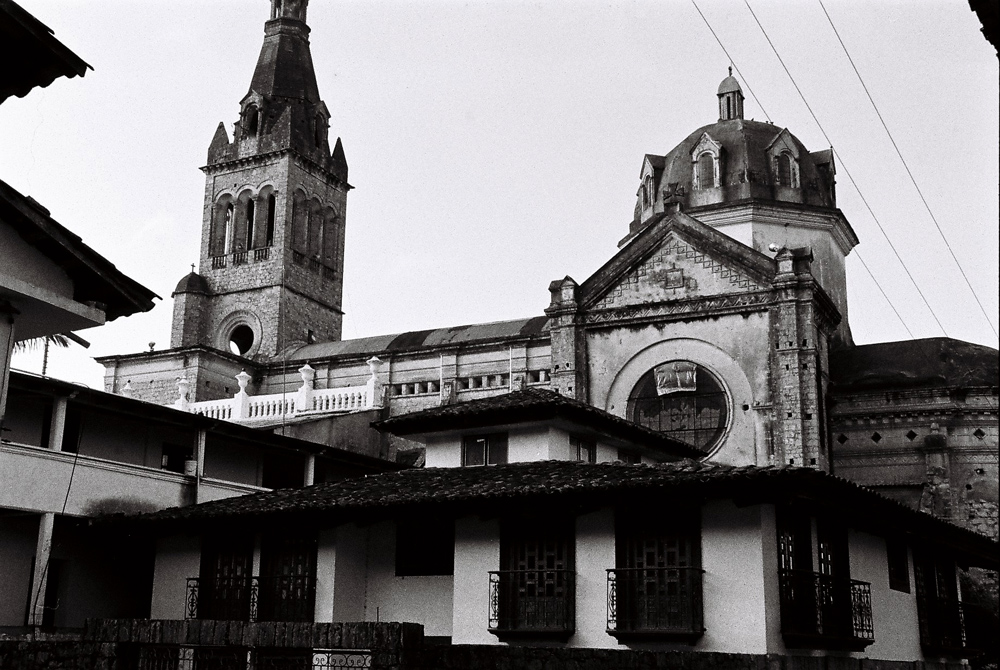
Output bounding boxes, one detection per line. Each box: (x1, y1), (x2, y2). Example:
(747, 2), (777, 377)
(689, 132), (723, 190)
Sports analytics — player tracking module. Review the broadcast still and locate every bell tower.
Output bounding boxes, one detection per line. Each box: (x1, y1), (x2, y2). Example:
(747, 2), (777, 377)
(171, 0), (350, 360)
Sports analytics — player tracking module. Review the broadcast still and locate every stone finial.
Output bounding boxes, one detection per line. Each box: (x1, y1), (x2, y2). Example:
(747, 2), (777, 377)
(299, 363), (316, 388)
(121, 380), (134, 399)
(175, 377), (191, 411)
(366, 357), (384, 408)
(236, 369), (251, 393)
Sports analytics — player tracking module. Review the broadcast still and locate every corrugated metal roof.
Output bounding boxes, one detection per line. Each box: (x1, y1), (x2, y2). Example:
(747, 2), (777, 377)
(280, 316), (549, 362)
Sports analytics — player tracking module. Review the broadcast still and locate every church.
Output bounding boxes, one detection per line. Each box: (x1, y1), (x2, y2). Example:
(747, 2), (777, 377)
(95, 0), (997, 543)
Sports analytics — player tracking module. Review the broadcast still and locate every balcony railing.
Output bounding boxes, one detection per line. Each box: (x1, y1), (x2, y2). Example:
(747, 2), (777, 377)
(778, 569), (874, 650)
(185, 575), (315, 622)
(917, 596), (968, 656)
(488, 569), (575, 639)
(606, 567), (704, 642)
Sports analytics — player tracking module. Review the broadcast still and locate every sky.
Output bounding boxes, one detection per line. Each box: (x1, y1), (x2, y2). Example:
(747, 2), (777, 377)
(3, 0), (998, 391)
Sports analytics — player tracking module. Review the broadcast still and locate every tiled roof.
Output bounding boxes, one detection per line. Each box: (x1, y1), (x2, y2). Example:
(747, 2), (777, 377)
(374, 387), (703, 459)
(121, 459), (997, 568)
(0, 0), (91, 103)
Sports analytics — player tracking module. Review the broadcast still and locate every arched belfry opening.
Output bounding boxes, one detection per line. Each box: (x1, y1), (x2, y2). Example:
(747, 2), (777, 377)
(718, 67), (744, 121)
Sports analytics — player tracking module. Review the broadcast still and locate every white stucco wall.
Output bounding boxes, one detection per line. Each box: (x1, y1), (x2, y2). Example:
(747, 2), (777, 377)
(849, 529), (923, 661)
(363, 520), (454, 636)
(699, 500), (770, 653)
(314, 528), (337, 622)
(451, 516), (500, 645)
(572, 508), (616, 647)
(150, 534), (201, 619)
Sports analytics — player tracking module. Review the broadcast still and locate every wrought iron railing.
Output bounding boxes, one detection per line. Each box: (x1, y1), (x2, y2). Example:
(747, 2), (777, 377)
(778, 569), (874, 650)
(917, 596), (967, 655)
(606, 567), (704, 641)
(488, 569), (575, 637)
(119, 645), (367, 670)
(186, 575), (316, 622)
(186, 577), (258, 621)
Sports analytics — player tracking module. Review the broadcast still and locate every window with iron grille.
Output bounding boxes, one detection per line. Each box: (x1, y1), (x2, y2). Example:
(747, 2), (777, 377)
(258, 531), (317, 622)
(489, 517), (575, 639)
(627, 361), (729, 454)
(196, 533), (254, 620)
(462, 433), (508, 466)
(607, 508), (703, 641)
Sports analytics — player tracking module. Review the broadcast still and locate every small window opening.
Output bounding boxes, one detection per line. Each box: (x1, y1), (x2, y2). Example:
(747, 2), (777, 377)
(223, 204), (234, 253)
(571, 435), (596, 463)
(229, 325), (255, 356)
(265, 194), (276, 246)
(245, 106), (259, 136)
(777, 153), (792, 187)
(698, 153), (715, 188)
(462, 433), (508, 466)
(245, 199), (256, 249)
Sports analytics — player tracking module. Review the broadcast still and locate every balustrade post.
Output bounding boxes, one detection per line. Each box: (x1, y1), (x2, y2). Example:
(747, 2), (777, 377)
(233, 369), (251, 420)
(296, 363), (315, 413)
(174, 377), (191, 411)
(120, 380), (134, 399)
(366, 356), (384, 408)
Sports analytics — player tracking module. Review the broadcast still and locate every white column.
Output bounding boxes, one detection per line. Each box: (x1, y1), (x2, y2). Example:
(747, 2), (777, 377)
(28, 512), (55, 626)
(174, 377), (191, 411)
(47, 397), (68, 451)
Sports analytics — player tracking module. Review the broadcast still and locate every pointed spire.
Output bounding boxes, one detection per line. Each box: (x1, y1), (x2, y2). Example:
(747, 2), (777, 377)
(207, 122), (232, 164)
(250, 0), (320, 103)
(331, 137), (348, 182)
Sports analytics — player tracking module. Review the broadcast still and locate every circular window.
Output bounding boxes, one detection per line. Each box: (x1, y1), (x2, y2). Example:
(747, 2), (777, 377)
(228, 324), (255, 356)
(627, 361), (729, 453)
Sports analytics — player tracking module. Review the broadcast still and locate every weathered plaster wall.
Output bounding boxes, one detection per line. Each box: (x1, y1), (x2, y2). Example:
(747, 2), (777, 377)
(150, 534), (200, 620)
(451, 516), (499, 645)
(363, 521), (454, 637)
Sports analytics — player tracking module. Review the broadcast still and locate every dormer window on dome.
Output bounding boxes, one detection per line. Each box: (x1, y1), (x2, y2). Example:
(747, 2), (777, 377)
(243, 104), (259, 136)
(767, 129), (801, 190)
(690, 132), (723, 191)
(641, 174), (654, 209)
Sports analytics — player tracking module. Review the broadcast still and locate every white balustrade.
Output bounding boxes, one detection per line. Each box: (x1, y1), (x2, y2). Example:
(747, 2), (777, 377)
(182, 364), (381, 425)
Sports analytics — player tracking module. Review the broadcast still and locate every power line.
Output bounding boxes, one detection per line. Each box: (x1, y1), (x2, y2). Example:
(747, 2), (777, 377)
(742, 0), (950, 338)
(690, 0), (772, 123)
(688, 0), (916, 338)
(816, 0), (998, 341)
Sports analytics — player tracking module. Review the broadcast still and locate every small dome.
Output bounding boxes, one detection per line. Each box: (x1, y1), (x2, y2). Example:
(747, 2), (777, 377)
(173, 272), (209, 295)
(718, 75), (742, 96)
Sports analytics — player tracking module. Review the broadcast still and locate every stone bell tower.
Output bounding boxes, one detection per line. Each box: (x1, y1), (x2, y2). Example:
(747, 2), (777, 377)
(171, 0), (350, 361)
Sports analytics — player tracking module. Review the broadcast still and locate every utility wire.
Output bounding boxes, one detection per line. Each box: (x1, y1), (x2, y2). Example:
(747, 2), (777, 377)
(689, 0), (915, 337)
(690, 0), (772, 123)
(816, 0), (997, 341)
(743, 0), (949, 338)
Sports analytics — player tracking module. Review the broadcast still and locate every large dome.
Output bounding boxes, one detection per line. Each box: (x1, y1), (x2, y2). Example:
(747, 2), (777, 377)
(630, 101), (838, 235)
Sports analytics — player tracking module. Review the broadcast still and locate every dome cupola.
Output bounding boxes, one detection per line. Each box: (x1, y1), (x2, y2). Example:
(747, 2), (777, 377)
(717, 67), (744, 121)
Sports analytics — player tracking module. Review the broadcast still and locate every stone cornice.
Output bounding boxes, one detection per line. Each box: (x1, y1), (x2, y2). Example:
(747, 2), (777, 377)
(582, 290), (775, 328)
(691, 200), (858, 256)
(202, 148), (351, 190)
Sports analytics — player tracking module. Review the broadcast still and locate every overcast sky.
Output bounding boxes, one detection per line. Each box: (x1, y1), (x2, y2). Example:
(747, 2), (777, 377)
(4, 0), (998, 390)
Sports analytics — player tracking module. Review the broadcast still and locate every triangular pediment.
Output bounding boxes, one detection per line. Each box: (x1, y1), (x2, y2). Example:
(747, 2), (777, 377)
(766, 128), (800, 158)
(579, 211), (776, 312)
(690, 132), (723, 158)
